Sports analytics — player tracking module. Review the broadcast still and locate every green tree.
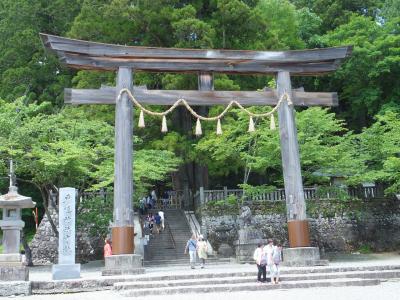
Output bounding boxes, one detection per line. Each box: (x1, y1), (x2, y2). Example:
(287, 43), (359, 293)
(320, 15), (400, 129)
(0, 99), (181, 233)
(292, 0), (383, 32)
(351, 110), (400, 194)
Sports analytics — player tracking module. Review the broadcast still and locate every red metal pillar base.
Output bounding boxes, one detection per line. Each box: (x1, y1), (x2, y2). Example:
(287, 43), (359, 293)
(287, 220), (310, 247)
(112, 226), (134, 255)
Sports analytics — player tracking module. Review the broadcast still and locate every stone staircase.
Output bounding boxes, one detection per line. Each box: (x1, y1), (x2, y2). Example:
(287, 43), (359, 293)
(113, 265), (400, 297)
(144, 209), (193, 265)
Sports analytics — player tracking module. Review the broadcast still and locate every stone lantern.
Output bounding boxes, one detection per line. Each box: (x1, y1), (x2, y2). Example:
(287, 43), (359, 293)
(0, 160), (35, 281)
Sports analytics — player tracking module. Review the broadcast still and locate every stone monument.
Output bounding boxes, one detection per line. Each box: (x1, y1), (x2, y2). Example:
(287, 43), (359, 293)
(234, 206), (267, 262)
(52, 187), (81, 280)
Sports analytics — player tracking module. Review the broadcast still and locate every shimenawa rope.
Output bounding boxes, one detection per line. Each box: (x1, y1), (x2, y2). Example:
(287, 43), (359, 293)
(117, 88), (293, 135)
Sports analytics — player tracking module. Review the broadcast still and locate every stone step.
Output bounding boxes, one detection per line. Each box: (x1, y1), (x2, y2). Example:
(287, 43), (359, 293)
(31, 264), (400, 295)
(122, 264), (400, 281)
(118, 278), (381, 297)
(114, 270), (400, 290)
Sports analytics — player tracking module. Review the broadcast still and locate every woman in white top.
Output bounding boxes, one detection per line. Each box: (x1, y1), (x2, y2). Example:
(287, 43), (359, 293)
(253, 242), (267, 283)
(264, 239), (275, 284)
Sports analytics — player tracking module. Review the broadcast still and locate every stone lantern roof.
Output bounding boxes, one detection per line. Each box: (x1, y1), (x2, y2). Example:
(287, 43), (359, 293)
(0, 186), (36, 208)
(0, 160), (35, 208)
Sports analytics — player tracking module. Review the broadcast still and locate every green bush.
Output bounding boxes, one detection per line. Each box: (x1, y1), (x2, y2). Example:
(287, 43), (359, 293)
(358, 244), (373, 254)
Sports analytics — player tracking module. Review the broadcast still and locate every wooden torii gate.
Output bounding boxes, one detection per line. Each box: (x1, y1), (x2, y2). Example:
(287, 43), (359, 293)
(41, 34), (351, 264)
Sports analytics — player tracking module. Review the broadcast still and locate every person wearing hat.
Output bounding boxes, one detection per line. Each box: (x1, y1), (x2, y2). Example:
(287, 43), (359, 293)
(197, 235), (208, 269)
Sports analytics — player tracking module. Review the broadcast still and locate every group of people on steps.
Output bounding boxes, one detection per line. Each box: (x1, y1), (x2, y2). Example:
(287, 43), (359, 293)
(184, 233), (208, 269)
(253, 239), (283, 284)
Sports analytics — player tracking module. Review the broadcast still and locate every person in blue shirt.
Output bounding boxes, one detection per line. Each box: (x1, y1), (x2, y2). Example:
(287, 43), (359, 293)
(184, 234), (198, 269)
(154, 213), (162, 234)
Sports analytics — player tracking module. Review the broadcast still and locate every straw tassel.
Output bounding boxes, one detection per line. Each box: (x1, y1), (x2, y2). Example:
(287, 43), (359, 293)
(161, 115), (168, 133)
(270, 114), (276, 130)
(216, 119), (222, 135)
(195, 118), (202, 136)
(248, 116), (255, 132)
(138, 110), (145, 128)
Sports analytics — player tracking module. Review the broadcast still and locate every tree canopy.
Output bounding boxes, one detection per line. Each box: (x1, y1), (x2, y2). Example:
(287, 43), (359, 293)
(0, 0), (399, 205)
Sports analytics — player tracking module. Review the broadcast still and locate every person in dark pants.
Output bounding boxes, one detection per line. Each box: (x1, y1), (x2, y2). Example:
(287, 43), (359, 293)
(253, 242), (267, 283)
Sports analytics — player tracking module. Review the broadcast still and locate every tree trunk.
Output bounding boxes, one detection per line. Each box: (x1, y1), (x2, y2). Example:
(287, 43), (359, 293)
(21, 231), (33, 266)
(40, 186), (59, 238)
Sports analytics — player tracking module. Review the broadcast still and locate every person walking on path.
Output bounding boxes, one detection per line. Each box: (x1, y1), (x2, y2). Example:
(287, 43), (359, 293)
(151, 189), (157, 208)
(104, 238), (112, 258)
(154, 212), (162, 234)
(158, 209), (165, 231)
(197, 235), (208, 268)
(184, 234), (198, 269)
(264, 239), (275, 284)
(253, 242), (267, 283)
(273, 243), (283, 284)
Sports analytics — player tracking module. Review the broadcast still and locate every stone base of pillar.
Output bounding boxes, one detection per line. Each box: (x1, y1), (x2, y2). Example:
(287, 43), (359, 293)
(102, 254), (145, 276)
(0, 265), (29, 281)
(282, 247), (329, 267)
(52, 264), (81, 280)
(234, 239), (269, 263)
(0, 253), (29, 281)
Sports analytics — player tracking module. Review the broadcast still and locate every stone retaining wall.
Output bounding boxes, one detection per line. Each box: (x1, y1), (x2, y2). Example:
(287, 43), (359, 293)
(200, 198), (400, 256)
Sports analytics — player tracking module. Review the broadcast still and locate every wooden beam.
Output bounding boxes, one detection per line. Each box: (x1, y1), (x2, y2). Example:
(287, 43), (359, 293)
(64, 87), (338, 107)
(41, 33), (352, 63)
(59, 52), (340, 75)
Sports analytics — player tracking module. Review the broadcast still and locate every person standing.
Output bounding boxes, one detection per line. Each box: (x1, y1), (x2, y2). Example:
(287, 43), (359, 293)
(184, 234), (198, 269)
(253, 242), (267, 283)
(264, 239), (275, 284)
(151, 189), (157, 208)
(154, 212), (162, 234)
(273, 243), (283, 284)
(139, 197), (146, 215)
(158, 209), (165, 231)
(104, 238), (112, 258)
(197, 235), (208, 268)
(146, 195), (152, 209)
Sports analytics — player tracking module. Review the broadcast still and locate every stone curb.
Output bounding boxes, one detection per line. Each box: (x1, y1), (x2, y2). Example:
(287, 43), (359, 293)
(0, 281), (32, 297)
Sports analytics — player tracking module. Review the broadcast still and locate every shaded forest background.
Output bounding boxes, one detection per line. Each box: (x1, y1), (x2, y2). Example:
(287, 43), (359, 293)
(0, 0), (399, 230)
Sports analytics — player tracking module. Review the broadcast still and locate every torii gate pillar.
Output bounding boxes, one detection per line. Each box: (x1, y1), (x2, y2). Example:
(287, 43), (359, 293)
(103, 67), (145, 275)
(112, 67), (135, 254)
(277, 71), (324, 266)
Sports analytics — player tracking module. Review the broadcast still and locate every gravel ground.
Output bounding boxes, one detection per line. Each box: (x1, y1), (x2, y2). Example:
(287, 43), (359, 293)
(6, 280), (400, 300)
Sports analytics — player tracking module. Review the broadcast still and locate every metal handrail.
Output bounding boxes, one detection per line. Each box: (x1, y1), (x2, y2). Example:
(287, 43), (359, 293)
(165, 221), (176, 250)
(187, 212), (201, 237)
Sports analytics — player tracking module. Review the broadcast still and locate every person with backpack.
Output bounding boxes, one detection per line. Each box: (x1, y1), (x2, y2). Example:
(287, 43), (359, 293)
(272, 243), (283, 284)
(184, 234), (198, 269)
(253, 242), (267, 283)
